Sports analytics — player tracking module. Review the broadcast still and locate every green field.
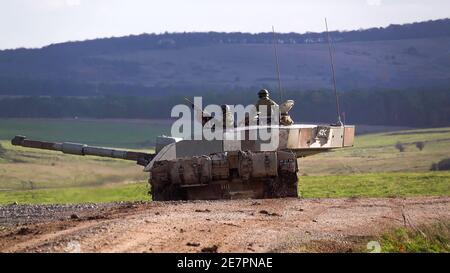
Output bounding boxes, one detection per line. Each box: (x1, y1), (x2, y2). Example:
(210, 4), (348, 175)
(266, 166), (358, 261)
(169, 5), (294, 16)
(0, 118), (170, 148)
(0, 119), (449, 204)
(0, 139), (149, 190)
(299, 172), (450, 198)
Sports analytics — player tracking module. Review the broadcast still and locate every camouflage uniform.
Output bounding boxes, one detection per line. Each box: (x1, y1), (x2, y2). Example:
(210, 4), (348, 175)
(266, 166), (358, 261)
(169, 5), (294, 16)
(221, 104), (235, 129)
(255, 89), (278, 124)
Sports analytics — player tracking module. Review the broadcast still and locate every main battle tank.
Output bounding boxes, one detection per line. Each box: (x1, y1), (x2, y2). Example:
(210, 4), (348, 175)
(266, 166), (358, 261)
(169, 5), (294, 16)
(11, 94), (355, 201)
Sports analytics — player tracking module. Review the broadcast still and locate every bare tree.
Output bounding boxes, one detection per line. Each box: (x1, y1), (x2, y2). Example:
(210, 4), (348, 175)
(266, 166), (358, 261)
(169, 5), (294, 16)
(416, 141), (425, 151)
(395, 142), (405, 152)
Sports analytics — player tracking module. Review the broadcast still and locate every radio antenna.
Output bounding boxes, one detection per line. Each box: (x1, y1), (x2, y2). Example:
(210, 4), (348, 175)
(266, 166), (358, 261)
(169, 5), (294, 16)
(324, 18), (343, 126)
(272, 26), (283, 102)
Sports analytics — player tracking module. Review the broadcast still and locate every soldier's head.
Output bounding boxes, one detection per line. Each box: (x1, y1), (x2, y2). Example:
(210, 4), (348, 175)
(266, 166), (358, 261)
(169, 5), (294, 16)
(258, 89), (269, 98)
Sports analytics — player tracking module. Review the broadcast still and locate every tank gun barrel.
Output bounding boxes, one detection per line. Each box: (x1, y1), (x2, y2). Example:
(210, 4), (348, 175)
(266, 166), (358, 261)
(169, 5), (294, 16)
(11, 136), (154, 166)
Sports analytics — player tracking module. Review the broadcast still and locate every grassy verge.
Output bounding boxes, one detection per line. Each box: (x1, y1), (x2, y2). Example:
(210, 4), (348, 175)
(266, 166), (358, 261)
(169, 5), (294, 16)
(299, 221), (450, 253)
(379, 221), (450, 253)
(0, 182), (150, 205)
(299, 172), (450, 198)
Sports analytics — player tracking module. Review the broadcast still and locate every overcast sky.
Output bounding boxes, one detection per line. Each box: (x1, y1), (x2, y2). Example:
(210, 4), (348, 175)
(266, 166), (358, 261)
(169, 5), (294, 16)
(1, 0), (449, 50)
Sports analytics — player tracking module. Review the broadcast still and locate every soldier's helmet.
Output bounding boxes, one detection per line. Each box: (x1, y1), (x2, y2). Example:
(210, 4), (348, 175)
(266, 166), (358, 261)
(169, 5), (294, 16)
(258, 89), (269, 98)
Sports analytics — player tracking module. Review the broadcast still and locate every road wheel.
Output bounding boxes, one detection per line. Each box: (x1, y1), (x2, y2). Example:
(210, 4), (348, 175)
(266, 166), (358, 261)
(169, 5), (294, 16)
(150, 180), (184, 201)
(265, 171), (298, 198)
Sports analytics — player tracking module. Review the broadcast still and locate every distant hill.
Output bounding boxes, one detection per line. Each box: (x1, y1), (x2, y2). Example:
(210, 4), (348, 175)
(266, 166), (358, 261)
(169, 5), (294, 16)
(0, 19), (449, 96)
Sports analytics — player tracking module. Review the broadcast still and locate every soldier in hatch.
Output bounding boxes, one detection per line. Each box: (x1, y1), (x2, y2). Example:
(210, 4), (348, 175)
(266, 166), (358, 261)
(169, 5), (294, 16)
(255, 89), (279, 124)
(221, 104), (235, 129)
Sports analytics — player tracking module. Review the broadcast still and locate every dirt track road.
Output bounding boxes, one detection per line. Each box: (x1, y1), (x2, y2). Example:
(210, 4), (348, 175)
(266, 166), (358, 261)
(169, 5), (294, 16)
(0, 196), (449, 253)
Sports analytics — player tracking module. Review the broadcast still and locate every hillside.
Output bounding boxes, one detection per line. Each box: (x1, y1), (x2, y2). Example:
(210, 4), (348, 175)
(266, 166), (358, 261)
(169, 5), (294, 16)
(0, 19), (449, 96)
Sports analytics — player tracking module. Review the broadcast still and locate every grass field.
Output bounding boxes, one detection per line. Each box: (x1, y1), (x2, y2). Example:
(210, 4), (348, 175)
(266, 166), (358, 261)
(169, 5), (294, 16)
(301, 127), (450, 174)
(0, 139), (149, 190)
(299, 172), (450, 198)
(0, 119), (449, 204)
(0, 118), (170, 148)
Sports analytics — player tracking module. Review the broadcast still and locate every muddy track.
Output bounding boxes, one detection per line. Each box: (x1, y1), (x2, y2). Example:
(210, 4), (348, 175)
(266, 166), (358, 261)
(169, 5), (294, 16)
(0, 197), (449, 253)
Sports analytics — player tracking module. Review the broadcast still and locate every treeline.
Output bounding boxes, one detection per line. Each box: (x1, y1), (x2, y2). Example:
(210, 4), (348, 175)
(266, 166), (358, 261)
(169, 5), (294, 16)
(2, 19), (449, 55)
(0, 76), (200, 97)
(0, 89), (448, 127)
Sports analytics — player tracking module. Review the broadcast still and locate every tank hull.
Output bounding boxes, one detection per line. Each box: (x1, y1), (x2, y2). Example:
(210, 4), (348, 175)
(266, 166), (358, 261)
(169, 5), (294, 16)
(149, 150), (298, 201)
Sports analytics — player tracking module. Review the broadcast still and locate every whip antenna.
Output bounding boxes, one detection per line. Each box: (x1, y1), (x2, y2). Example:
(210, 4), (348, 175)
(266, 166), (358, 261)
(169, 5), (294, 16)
(272, 26), (283, 102)
(325, 18), (343, 126)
